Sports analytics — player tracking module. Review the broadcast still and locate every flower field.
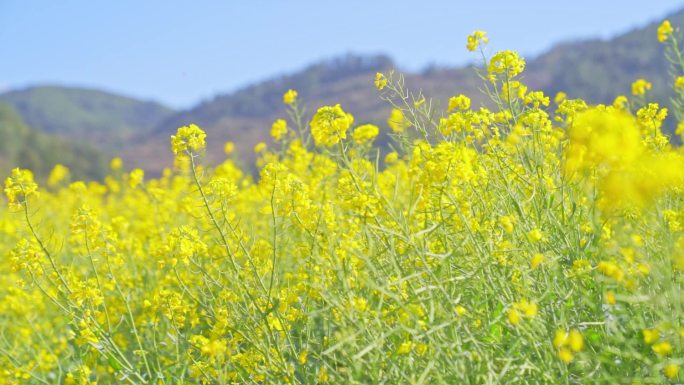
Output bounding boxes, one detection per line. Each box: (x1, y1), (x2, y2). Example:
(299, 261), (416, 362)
(3, 23), (684, 384)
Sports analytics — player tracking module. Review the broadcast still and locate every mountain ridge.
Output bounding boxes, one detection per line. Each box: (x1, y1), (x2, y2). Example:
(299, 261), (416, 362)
(3, 7), (684, 175)
(0, 85), (175, 149)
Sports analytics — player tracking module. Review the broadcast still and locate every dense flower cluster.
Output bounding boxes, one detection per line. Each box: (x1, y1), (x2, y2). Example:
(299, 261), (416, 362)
(170, 123), (207, 155)
(2, 23), (684, 385)
(309, 104), (354, 146)
(487, 50), (526, 79)
(4, 168), (38, 208)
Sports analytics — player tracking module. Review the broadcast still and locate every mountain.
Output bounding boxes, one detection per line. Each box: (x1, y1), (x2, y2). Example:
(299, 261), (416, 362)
(126, 55), (408, 171)
(124, 8), (684, 173)
(0, 86), (175, 149)
(4, 8), (684, 176)
(0, 103), (108, 181)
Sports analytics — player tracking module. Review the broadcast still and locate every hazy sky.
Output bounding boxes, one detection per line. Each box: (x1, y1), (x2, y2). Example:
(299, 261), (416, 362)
(3, 1), (684, 107)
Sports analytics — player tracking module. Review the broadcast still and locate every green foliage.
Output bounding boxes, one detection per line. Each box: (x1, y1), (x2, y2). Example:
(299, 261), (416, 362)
(0, 103), (108, 180)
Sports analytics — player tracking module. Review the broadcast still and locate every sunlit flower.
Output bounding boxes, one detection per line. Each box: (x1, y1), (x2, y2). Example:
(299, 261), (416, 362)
(283, 89), (298, 105)
(658, 20), (674, 43)
(466, 30), (488, 51)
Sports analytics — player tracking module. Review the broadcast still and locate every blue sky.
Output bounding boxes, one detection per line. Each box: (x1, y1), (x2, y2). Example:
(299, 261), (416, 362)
(3, 1), (683, 108)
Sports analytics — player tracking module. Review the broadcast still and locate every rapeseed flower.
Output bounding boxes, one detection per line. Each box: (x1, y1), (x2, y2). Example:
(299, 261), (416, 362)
(352, 124), (380, 144)
(4, 168), (38, 208)
(283, 89), (298, 105)
(658, 20), (673, 43)
(271, 118), (288, 141)
(466, 30), (488, 51)
(171, 124), (206, 155)
(631, 79), (652, 96)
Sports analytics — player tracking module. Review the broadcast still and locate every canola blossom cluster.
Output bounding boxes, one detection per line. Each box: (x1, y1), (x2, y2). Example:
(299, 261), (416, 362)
(2, 21), (684, 384)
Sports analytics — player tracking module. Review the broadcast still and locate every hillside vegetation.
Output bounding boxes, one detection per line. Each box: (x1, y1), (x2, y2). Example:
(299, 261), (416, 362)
(0, 103), (107, 180)
(0, 86), (174, 147)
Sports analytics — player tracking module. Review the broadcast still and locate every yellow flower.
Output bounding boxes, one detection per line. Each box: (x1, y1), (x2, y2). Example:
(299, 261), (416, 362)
(448, 95), (471, 112)
(677, 122), (684, 136)
(605, 291), (616, 305)
(597, 261), (624, 281)
(653, 341), (673, 356)
(499, 215), (516, 234)
(602, 151), (684, 210)
(397, 341), (412, 354)
(384, 151), (399, 164)
(674, 76), (684, 91)
(374, 72), (387, 91)
(352, 124), (380, 145)
(631, 79), (652, 96)
(564, 108), (642, 175)
(4, 168), (39, 208)
(554, 91), (567, 104)
(502, 81), (527, 100)
(518, 301), (537, 317)
(642, 328), (660, 345)
(488, 50), (525, 78)
(47, 164), (70, 187)
(298, 350), (308, 365)
(665, 363), (679, 379)
(254, 142), (267, 153)
(317, 366), (329, 383)
(466, 30), (488, 51)
(558, 348), (574, 363)
(508, 300), (537, 325)
(527, 228), (543, 242)
(658, 20), (674, 43)
(387, 108), (410, 133)
(310, 104), (354, 146)
(224, 141), (235, 155)
(171, 124), (206, 155)
(612, 95), (628, 110)
(191, 336), (227, 357)
(554, 329), (584, 363)
(568, 330), (584, 352)
(283, 89), (298, 105)
(110, 157), (123, 170)
(128, 169), (144, 189)
(523, 91), (550, 108)
(531, 253), (544, 269)
(270, 119), (288, 141)
(351, 296), (368, 312)
(507, 308), (521, 325)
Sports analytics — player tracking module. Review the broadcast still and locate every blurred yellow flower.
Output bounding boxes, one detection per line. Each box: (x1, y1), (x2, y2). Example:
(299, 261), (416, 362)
(352, 124), (380, 145)
(658, 20), (673, 43)
(283, 89), (298, 105)
(271, 119), (288, 141)
(387, 108), (410, 133)
(631, 79), (652, 96)
(448, 95), (471, 112)
(374, 72), (387, 90)
(47, 164), (70, 187)
(466, 30), (488, 51)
